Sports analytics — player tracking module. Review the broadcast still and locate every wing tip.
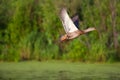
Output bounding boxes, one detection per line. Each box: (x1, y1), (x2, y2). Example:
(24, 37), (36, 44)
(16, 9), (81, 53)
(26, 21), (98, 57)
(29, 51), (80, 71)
(59, 7), (67, 22)
(60, 7), (67, 15)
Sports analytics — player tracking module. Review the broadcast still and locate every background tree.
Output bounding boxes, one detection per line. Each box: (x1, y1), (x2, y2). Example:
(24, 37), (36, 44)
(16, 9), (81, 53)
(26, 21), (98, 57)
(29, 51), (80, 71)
(0, 0), (119, 62)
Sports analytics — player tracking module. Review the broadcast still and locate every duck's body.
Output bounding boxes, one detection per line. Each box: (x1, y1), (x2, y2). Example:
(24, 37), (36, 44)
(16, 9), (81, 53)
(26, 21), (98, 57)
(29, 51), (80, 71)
(59, 8), (96, 42)
(60, 28), (96, 41)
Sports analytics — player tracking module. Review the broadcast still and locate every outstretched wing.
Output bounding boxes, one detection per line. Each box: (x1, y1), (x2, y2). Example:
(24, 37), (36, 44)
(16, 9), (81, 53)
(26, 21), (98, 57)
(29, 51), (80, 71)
(72, 14), (79, 29)
(60, 8), (78, 33)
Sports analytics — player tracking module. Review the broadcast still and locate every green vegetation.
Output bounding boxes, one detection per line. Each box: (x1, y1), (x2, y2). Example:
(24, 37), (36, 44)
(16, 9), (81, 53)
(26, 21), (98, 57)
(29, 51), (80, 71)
(0, 0), (120, 62)
(0, 61), (120, 80)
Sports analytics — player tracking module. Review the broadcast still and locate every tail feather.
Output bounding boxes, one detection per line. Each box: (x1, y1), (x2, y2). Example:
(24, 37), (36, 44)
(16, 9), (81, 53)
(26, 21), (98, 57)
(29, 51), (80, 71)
(83, 27), (96, 33)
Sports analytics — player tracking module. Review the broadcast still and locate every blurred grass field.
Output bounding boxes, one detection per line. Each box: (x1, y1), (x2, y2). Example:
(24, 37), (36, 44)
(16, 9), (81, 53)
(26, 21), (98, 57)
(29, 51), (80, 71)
(0, 61), (120, 80)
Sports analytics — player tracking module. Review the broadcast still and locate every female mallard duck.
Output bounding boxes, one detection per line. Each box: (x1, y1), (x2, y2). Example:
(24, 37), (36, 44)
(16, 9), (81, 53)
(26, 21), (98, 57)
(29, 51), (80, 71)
(59, 8), (96, 42)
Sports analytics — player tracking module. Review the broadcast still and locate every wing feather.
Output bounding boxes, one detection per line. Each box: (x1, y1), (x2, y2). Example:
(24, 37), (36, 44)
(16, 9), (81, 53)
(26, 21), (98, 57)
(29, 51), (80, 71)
(60, 8), (78, 33)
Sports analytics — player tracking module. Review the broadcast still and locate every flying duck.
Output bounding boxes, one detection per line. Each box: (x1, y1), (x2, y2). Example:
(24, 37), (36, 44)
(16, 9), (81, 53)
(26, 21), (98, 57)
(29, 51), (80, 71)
(59, 8), (96, 42)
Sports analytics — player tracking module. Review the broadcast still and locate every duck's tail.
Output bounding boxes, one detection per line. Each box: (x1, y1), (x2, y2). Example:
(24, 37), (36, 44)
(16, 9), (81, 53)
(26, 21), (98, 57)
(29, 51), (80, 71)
(83, 27), (96, 33)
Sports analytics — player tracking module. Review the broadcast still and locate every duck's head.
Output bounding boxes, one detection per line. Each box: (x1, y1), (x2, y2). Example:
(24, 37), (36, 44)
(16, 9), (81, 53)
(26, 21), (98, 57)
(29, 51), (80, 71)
(60, 34), (68, 42)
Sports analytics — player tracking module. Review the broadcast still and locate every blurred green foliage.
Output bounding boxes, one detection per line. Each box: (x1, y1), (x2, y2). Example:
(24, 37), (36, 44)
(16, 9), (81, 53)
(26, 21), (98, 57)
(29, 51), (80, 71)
(0, 0), (120, 62)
